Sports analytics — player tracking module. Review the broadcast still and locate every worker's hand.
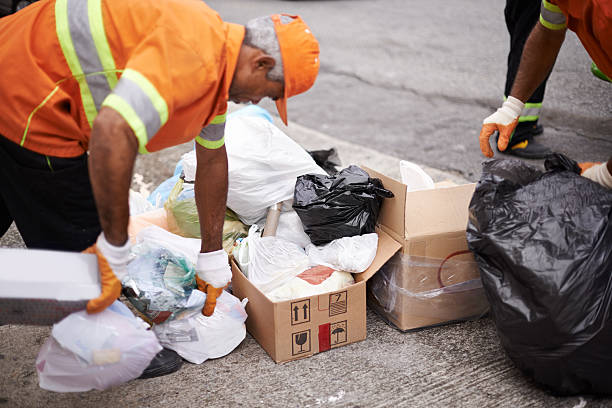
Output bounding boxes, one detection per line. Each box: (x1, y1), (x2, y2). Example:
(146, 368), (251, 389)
(580, 161), (612, 189)
(195, 249), (232, 316)
(479, 96), (524, 157)
(83, 233), (131, 314)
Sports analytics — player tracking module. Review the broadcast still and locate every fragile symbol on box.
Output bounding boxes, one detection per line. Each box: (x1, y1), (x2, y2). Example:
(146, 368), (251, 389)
(330, 321), (347, 346)
(291, 299), (310, 325)
(292, 329), (311, 356)
(329, 291), (347, 316)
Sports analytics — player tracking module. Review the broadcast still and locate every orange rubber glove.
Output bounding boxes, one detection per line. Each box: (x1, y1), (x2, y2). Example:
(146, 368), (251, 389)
(580, 161), (612, 189)
(479, 96), (524, 157)
(196, 249), (232, 317)
(83, 233), (131, 314)
(578, 162), (601, 174)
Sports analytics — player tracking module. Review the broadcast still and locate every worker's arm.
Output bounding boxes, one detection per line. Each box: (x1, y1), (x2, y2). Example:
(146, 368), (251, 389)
(193, 133), (232, 316)
(509, 23), (566, 102)
(85, 106), (138, 313)
(478, 3), (567, 157)
(89, 107), (138, 246)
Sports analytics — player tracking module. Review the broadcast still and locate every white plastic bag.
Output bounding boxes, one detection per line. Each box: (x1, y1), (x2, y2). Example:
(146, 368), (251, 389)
(181, 150), (197, 182)
(399, 160), (434, 192)
(36, 301), (162, 392)
(246, 225), (310, 294)
(267, 271), (355, 302)
(225, 115), (326, 224)
(154, 290), (247, 364)
(306, 233), (379, 273)
(275, 210), (312, 249)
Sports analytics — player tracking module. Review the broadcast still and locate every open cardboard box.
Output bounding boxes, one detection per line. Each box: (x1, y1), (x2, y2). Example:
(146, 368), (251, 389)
(0, 248), (101, 325)
(230, 228), (401, 363)
(364, 168), (489, 332)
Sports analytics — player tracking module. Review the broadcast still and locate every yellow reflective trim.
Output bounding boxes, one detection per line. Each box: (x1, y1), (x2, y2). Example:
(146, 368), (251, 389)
(195, 135), (225, 149)
(55, 0), (97, 127)
(542, 0), (562, 13)
(20, 86), (61, 146)
(102, 94), (150, 154)
(210, 112), (227, 125)
(518, 115), (539, 122)
(122, 69), (168, 125)
(88, 0), (117, 89)
(524, 102), (542, 108)
(539, 15), (566, 30)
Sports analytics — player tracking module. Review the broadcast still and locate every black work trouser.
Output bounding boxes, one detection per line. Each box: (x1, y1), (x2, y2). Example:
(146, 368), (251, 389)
(0, 135), (100, 251)
(504, 0), (551, 140)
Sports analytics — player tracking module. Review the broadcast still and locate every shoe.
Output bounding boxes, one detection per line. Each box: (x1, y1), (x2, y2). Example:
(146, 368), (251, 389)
(138, 348), (183, 379)
(531, 123), (544, 136)
(497, 137), (552, 159)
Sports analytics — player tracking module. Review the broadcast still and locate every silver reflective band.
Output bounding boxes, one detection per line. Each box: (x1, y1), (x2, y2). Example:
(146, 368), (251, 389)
(199, 122), (225, 142)
(111, 77), (161, 142)
(540, 5), (566, 26)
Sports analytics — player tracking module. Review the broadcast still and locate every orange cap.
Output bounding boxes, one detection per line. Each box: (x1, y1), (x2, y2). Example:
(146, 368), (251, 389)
(271, 14), (320, 125)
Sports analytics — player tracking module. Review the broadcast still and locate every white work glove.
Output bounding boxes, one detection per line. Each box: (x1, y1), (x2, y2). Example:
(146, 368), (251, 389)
(95, 232), (131, 282)
(195, 249), (232, 316)
(580, 162), (612, 189)
(82, 232), (131, 314)
(479, 96), (524, 158)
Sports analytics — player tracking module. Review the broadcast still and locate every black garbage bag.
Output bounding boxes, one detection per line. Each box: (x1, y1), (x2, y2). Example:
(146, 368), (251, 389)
(466, 154), (612, 396)
(293, 165), (394, 245)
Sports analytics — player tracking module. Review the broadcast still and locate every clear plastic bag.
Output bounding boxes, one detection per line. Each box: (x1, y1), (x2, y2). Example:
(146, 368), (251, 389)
(153, 290), (247, 364)
(246, 225), (310, 294)
(369, 253), (489, 329)
(124, 226), (200, 324)
(305, 233), (378, 273)
(36, 301), (162, 392)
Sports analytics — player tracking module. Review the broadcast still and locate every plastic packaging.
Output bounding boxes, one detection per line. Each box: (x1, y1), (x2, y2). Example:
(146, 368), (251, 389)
(369, 253), (489, 330)
(293, 165), (394, 245)
(153, 290), (247, 364)
(306, 233), (378, 273)
(124, 226), (200, 324)
(266, 270), (355, 302)
(308, 148), (341, 176)
(245, 225), (310, 294)
(36, 301), (162, 392)
(399, 160), (434, 191)
(129, 189), (155, 215)
(466, 155), (612, 395)
(225, 114), (326, 224)
(275, 210), (312, 249)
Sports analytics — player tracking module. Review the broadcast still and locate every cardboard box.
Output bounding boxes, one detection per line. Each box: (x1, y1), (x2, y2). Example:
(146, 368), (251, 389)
(0, 248), (100, 325)
(364, 168), (489, 332)
(230, 228), (401, 363)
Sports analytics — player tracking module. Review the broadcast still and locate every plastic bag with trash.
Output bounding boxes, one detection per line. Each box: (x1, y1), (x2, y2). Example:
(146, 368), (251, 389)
(245, 225), (310, 294)
(36, 301), (162, 392)
(163, 177), (248, 252)
(293, 165), (394, 245)
(123, 226), (200, 324)
(225, 114), (326, 225)
(306, 233), (378, 273)
(154, 290), (247, 364)
(466, 154), (612, 395)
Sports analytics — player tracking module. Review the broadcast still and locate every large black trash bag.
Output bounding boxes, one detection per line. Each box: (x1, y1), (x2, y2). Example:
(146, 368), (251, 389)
(466, 154), (612, 396)
(293, 165), (394, 245)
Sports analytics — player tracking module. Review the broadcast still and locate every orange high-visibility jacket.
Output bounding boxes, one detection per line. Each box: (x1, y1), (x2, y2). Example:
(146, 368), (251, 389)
(541, 0), (612, 78)
(0, 0), (244, 157)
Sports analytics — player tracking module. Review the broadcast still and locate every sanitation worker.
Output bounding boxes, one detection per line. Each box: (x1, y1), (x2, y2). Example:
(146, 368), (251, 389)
(478, 0), (611, 188)
(0, 0), (320, 377)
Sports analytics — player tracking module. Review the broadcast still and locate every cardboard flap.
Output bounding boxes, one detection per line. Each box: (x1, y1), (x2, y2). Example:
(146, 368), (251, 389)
(354, 228), (402, 283)
(404, 183), (475, 238)
(363, 167), (406, 240)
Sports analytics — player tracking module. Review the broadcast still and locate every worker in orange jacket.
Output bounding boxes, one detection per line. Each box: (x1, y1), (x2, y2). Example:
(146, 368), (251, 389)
(0, 0), (319, 377)
(478, 0), (611, 189)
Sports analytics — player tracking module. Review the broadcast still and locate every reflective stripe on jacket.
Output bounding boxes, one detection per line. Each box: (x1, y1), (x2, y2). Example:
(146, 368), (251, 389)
(0, 0), (243, 157)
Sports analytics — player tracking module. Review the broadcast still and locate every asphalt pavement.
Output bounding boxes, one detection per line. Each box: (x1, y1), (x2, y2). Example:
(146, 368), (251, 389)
(1, 0), (612, 407)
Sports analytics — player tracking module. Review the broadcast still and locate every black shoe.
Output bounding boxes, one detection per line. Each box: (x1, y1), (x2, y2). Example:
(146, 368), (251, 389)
(138, 348), (183, 379)
(498, 137), (552, 159)
(531, 123), (544, 136)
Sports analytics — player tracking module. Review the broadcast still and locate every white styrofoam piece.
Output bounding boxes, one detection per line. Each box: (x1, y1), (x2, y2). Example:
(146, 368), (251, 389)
(0, 248), (101, 300)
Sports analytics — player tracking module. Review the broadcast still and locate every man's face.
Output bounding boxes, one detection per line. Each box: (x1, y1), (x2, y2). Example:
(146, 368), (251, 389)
(229, 49), (284, 105)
